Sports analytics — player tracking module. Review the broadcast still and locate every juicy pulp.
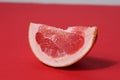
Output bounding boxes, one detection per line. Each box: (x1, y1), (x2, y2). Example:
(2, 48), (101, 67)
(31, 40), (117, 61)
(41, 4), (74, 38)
(35, 25), (84, 58)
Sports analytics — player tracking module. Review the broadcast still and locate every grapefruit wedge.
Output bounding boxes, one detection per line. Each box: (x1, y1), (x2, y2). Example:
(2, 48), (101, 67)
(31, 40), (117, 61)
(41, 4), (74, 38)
(28, 23), (98, 67)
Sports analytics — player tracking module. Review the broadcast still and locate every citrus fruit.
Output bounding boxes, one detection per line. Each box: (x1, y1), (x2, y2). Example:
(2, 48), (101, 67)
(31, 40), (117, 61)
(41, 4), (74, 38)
(28, 23), (98, 67)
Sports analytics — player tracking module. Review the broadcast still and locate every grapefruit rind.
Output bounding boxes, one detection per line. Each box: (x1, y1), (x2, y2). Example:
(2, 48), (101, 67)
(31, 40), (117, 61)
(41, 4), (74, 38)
(28, 23), (98, 67)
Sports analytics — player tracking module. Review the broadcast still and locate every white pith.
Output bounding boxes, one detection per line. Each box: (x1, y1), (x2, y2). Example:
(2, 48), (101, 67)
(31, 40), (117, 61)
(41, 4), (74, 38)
(28, 23), (97, 67)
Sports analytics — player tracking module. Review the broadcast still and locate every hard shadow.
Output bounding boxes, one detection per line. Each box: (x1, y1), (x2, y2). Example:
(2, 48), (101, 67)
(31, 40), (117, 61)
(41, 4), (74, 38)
(58, 56), (117, 70)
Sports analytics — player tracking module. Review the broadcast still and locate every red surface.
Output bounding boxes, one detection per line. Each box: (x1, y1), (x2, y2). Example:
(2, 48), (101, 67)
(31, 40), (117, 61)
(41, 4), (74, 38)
(0, 3), (120, 80)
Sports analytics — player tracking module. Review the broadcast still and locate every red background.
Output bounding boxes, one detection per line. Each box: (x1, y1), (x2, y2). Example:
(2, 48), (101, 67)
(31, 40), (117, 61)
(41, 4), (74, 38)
(0, 3), (120, 80)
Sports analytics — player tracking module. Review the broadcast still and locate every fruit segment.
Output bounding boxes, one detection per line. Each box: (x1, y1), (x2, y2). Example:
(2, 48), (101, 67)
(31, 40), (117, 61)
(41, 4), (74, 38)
(29, 23), (97, 67)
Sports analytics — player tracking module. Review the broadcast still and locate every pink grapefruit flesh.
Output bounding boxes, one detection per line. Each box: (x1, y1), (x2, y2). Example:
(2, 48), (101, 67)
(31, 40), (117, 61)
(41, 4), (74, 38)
(35, 25), (84, 58)
(28, 23), (98, 67)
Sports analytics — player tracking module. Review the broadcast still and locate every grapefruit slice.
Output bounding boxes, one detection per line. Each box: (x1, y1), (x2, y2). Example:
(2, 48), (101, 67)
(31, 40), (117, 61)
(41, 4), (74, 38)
(28, 23), (98, 67)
